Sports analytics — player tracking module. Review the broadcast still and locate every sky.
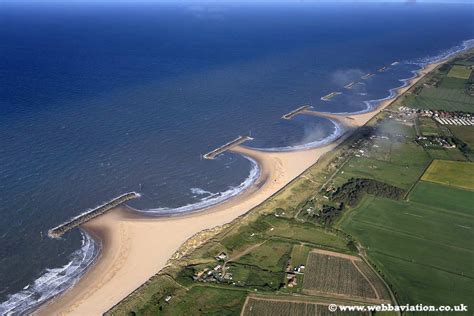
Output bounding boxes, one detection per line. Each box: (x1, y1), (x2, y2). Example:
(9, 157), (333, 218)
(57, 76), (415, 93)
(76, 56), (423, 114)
(3, 0), (473, 3)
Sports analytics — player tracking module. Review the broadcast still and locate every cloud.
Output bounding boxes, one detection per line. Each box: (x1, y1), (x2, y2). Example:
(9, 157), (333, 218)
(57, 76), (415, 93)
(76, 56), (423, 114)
(331, 69), (365, 86)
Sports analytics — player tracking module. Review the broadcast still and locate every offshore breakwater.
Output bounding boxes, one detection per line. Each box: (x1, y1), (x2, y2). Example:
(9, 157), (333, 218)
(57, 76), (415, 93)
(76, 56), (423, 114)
(48, 192), (141, 238)
(203, 136), (254, 160)
(0, 27), (474, 314)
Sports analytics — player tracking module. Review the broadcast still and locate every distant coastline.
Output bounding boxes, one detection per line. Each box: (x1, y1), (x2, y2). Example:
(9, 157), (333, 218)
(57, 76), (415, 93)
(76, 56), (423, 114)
(32, 43), (473, 315)
(1, 34), (472, 314)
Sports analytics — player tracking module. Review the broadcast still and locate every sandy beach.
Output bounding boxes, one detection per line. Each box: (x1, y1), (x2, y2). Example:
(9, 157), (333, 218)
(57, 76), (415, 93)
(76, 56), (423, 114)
(36, 59), (444, 315)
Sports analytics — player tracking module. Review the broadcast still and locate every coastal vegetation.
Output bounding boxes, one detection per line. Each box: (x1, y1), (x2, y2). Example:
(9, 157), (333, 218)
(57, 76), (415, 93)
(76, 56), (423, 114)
(421, 160), (474, 190)
(107, 51), (474, 316)
(403, 52), (474, 112)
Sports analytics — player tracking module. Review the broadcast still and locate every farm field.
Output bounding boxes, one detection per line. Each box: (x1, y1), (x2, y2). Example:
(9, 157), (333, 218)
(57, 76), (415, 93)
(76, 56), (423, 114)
(236, 241), (292, 272)
(301, 250), (388, 302)
(404, 56), (474, 112)
(449, 125), (474, 148)
(418, 117), (440, 136)
(339, 195), (474, 307)
(425, 147), (468, 162)
(421, 160), (474, 190)
(242, 297), (369, 316)
(107, 52), (474, 316)
(333, 141), (430, 190)
(262, 216), (351, 251)
(155, 286), (247, 315)
(448, 65), (472, 79)
(409, 181), (473, 216)
(405, 88), (474, 112)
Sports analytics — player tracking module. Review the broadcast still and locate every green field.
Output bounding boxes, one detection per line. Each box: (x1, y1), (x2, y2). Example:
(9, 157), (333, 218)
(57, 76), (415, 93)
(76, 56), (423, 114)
(405, 87), (474, 112)
(157, 286), (247, 315)
(339, 195), (474, 307)
(334, 141), (430, 190)
(409, 181), (473, 216)
(425, 147), (468, 162)
(261, 215), (351, 251)
(448, 65), (472, 79)
(237, 241), (291, 272)
(421, 160), (474, 190)
(108, 52), (474, 316)
(404, 56), (474, 112)
(419, 117), (440, 136)
(449, 125), (474, 148)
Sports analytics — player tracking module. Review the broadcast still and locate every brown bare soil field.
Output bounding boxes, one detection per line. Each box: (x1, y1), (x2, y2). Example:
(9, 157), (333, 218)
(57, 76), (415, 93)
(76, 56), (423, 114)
(242, 297), (369, 316)
(302, 252), (389, 302)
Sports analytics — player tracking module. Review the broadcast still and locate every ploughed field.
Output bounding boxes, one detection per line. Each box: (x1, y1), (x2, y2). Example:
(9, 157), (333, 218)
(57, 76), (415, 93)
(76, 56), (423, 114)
(242, 297), (369, 316)
(302, 250), (386, 301)
(107, 52), (474, 316)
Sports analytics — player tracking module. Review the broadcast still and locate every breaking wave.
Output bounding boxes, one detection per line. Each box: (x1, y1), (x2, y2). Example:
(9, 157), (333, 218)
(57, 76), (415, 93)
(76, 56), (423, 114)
(363, 38), (474, 112)
(407, 38), (474, 66)
(362, 68), (420, 111)
(0, 232), (99, 316)
(139, 155), (260, 216)
(254, 119), (345, 152)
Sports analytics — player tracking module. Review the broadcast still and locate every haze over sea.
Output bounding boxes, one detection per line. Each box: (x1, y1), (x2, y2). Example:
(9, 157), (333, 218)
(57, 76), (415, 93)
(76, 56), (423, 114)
(0, 1), (473, 313)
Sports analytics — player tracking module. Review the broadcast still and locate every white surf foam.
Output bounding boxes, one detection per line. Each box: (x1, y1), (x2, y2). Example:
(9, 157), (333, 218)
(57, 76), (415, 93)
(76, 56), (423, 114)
(140, 155), (260, 216)
(253, 119), (345, 152)
(406, 38), (474, 66)
(190, 187), (215, 196)
(0, 232), (99, 316)
(362, 38), (474, 112)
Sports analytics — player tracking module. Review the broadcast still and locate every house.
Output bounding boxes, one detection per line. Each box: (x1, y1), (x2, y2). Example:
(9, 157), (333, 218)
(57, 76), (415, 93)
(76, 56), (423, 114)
(215, 252), (227, 261)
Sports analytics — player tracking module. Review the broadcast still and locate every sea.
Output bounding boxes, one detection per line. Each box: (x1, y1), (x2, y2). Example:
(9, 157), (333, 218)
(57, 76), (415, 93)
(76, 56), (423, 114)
(0, 1), (473, 314)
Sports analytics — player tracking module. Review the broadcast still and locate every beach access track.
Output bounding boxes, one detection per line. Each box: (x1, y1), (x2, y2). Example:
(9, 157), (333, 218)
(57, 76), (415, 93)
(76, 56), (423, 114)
(281, 105), (312, 120)
(203, 136), (254, 160)
(48, 192), (140, 238)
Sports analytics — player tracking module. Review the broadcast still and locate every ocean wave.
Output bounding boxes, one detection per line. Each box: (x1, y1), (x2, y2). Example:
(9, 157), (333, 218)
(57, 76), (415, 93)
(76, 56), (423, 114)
(190, 187), (216, 197)
(406, 38), (474, 66)
(253, 119), (344, 152)
(139, 155), (260, 216)
(361, 68), (420, 112)
(0, 232), (99, 316)
(361, 38), (474, 113)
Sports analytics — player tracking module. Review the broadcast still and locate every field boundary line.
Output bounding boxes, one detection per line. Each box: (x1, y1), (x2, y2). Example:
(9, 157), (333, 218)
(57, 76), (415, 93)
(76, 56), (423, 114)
(373, 251), (474, 280)
(310, 248), (360, 261)
(240, 296), (250, 316)
(301, 289), (387, 304)
(352, 219), (474, 253)
(351, 259), (380, 300)
(403, 158), (433, 200)
(356, 250), (400, 316)
(408, 200), (474, 219)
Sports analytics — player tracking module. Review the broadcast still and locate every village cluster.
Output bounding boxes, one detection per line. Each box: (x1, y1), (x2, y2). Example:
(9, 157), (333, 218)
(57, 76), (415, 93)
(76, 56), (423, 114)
(285, 263), (305, 288)
(399, 106), (474, 126)
(193, 252), (234, 284)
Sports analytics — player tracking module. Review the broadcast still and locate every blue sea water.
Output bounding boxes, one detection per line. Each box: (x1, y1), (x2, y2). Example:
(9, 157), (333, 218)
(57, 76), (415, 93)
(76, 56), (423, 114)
(0, 1), (473, 313)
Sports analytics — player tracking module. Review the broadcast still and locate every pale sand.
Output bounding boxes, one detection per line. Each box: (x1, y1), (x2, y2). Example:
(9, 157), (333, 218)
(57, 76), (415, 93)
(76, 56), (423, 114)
(301, 61), (442, 128)
(36, 60), (442, 316)
(36, 144), (339, 316)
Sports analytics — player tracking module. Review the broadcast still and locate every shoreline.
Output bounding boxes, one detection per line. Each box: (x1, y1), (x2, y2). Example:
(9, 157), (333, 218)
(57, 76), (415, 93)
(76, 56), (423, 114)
(34, 56), (452, 315)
